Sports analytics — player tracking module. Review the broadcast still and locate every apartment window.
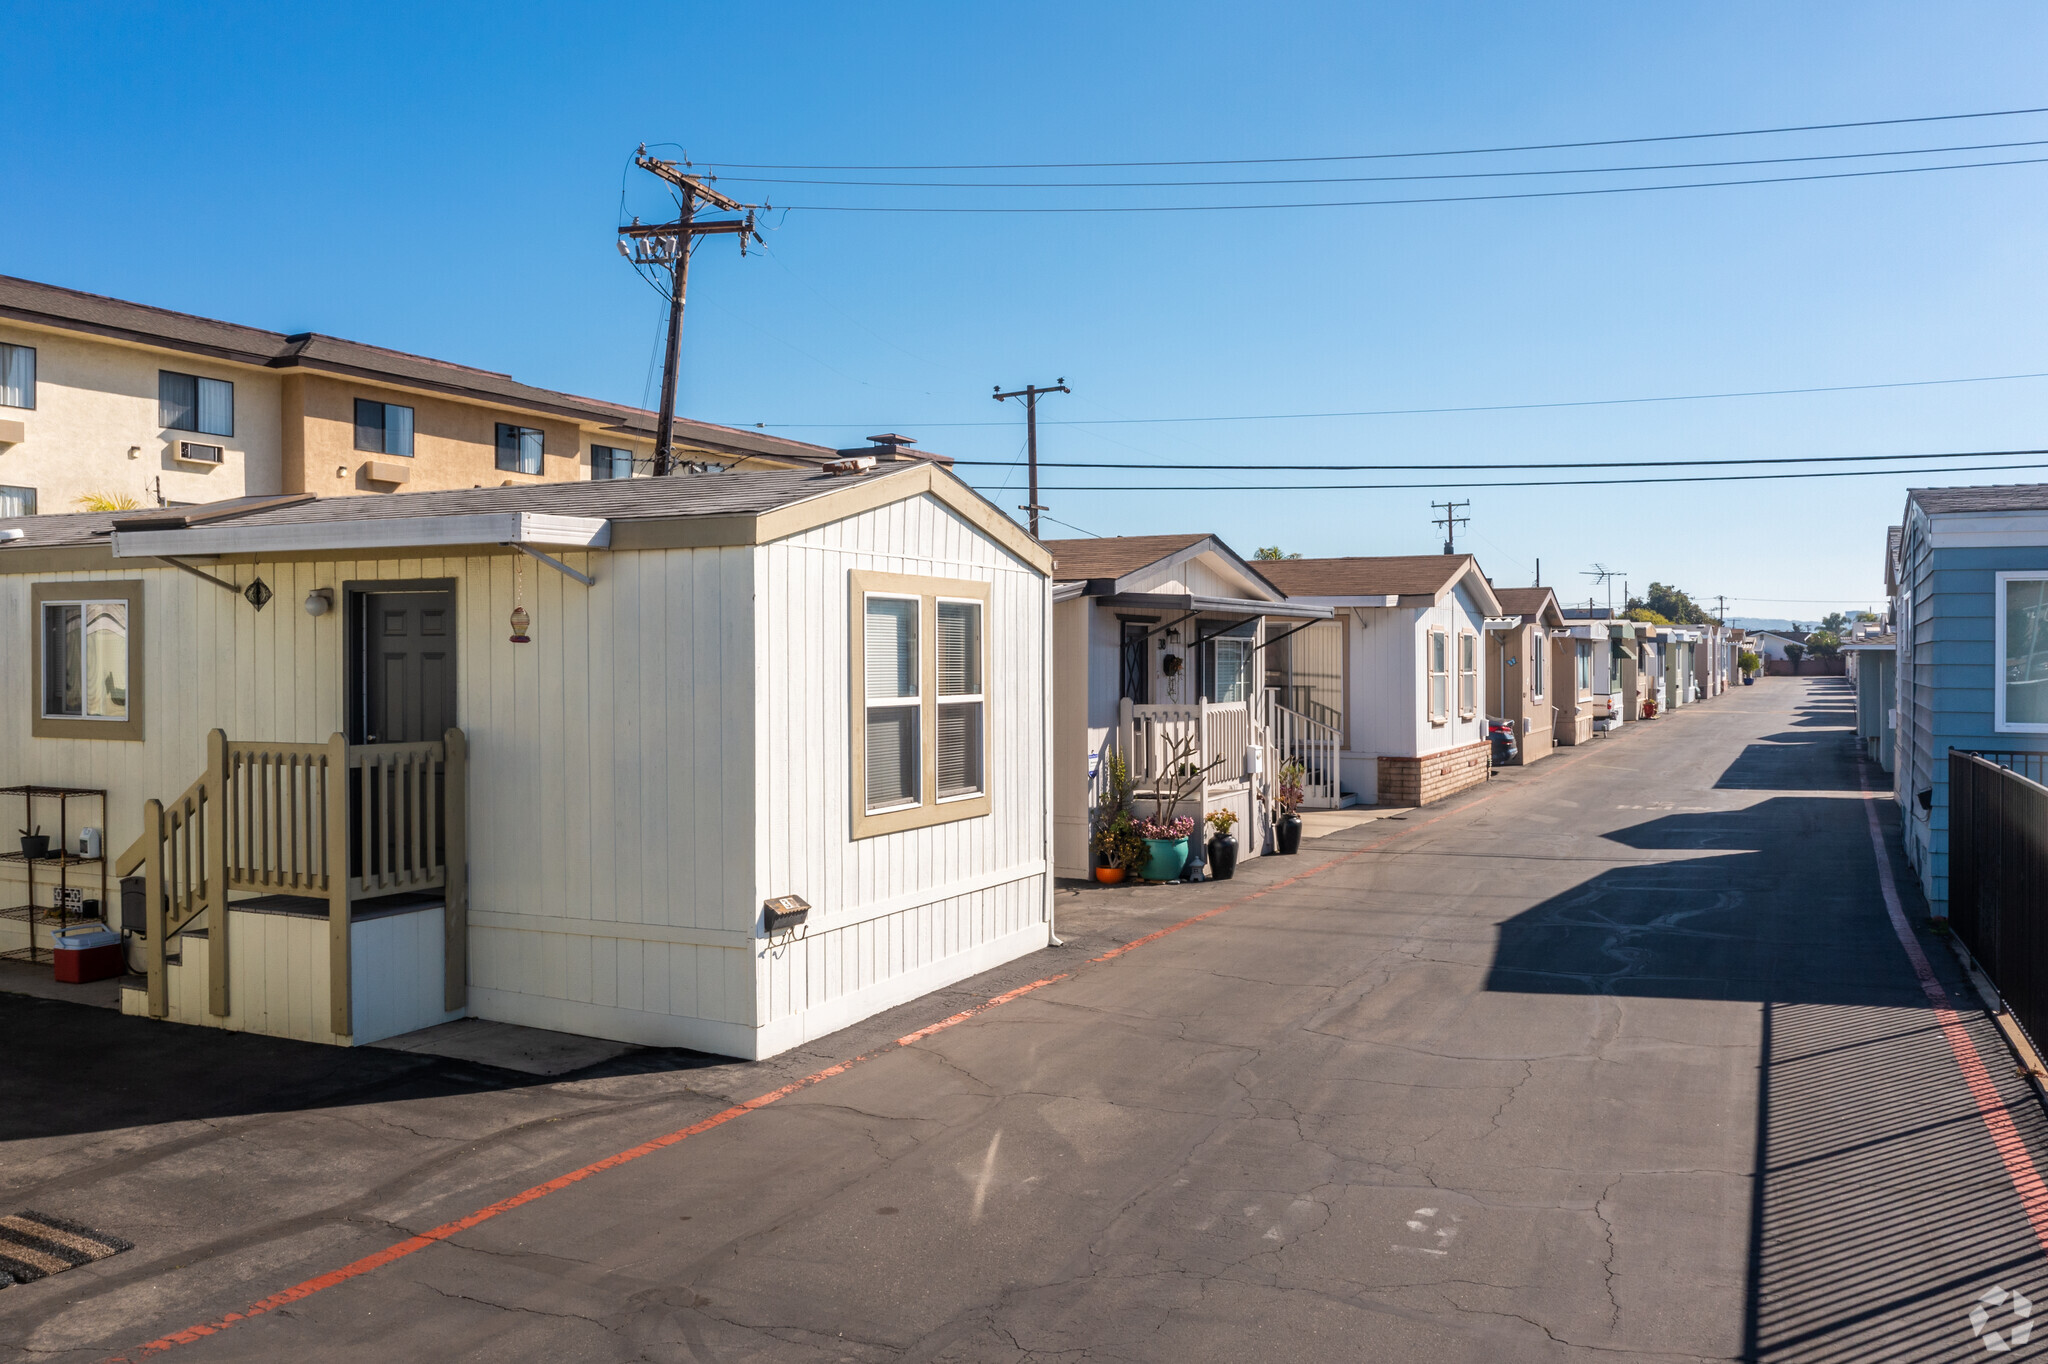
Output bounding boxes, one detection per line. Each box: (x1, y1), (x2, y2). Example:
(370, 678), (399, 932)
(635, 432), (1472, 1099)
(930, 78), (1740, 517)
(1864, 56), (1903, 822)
(1457, 631), (1478, 718)
(590, 445), (636, 481)
(30, 581), (144, 741)
(850, 571), (994, 837)
(1997, 573), (2048, 731)
(495, 423), (545, 475)
(1529, 630), (1545, 699)
(0, 486), (35, 517)
(0, 343), (34, 409)
(353, 399), (415, 456)
(1427, 628), (1449, 723)
(937, 600), (985, 799)
(159, 371), (233, 437)
(1576, 642), (1593, 696)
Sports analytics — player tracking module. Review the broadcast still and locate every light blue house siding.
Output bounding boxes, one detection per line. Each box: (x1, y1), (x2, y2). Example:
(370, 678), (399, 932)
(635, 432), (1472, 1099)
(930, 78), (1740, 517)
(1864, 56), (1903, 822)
(1895, 493), (2048, 913)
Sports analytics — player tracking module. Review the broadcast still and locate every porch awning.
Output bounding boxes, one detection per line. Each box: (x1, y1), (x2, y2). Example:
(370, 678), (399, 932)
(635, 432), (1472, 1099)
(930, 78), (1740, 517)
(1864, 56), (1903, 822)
(1084, 590), (1335, 620)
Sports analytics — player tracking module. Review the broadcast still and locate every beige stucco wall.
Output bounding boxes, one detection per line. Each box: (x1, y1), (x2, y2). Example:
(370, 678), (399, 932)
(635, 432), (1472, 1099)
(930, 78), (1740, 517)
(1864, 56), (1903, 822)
(284, 374), (640, 496)
(0, 321), (283, 513)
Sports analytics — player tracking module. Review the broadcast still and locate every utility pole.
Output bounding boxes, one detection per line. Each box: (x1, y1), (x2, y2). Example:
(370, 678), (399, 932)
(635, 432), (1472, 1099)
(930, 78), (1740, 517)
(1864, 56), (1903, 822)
(1431, 500), (1470, 555)
(1714, 594), (1728, 624)
(618, 147), (761, 476)
(994, 379), (1069, 537)
(1535, 558), (1541, 588)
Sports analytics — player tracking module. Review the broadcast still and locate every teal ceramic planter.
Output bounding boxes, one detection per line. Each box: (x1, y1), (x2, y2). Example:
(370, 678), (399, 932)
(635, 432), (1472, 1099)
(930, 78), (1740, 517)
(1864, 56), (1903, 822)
(1138, 837), (1188, 882)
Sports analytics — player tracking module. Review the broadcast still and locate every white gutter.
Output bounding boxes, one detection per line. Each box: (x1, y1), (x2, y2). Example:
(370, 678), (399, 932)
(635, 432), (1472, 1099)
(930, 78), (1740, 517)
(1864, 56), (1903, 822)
(112, 511), (611, 559)
(1051, 580), (1088, 604)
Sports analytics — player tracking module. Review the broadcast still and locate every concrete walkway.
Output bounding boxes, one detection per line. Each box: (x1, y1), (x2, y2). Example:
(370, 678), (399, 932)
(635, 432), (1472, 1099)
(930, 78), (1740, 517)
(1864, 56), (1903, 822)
(3, 678), (2045, 1361)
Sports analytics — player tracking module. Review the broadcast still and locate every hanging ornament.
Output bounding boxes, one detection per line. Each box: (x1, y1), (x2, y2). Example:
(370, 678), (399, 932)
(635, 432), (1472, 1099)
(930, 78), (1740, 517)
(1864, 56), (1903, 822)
(510, 555), (531, 643)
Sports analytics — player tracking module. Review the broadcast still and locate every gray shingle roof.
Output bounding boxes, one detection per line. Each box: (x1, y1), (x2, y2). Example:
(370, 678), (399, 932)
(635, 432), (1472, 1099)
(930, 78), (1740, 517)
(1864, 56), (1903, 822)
(0, 467), (924, 551)
(1907, 484), (2048, 514)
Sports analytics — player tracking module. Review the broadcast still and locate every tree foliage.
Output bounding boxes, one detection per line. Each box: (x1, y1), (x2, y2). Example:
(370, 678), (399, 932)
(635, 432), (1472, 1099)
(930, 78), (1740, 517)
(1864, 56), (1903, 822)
(1252, 546), (1302, 561)
(1805, 630), (1842, 657)
(1625, 582), (1713, 624)
(1819, 611), (1849, 634)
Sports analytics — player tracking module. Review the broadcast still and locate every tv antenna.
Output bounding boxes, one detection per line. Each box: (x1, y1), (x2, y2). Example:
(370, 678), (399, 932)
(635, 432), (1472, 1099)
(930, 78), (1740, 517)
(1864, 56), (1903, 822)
(618, 146), (763, 476)
(1431, 500), (1470, 555)
(1582, 563), (1625, 612)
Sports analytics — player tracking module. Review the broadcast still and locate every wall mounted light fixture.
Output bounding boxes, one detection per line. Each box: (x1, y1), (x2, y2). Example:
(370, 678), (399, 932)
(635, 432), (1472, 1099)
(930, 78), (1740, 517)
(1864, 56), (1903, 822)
(304, 588), (333, 617)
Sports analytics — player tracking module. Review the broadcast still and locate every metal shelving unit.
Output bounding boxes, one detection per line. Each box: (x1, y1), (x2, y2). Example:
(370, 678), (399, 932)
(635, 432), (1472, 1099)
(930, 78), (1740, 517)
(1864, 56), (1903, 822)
(0, 785), (108, 966)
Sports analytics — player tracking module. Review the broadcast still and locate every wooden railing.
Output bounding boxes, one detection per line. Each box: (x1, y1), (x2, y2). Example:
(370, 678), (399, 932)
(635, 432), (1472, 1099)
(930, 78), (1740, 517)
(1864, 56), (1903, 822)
(1261, 695), (1343, 809)
(117, 728), (467, 1036)
(1120, 699), (1254, 795)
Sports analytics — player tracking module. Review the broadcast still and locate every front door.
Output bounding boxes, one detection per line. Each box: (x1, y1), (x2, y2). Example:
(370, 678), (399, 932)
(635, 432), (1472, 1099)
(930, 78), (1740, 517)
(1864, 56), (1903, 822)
(350, 588), (456, 744)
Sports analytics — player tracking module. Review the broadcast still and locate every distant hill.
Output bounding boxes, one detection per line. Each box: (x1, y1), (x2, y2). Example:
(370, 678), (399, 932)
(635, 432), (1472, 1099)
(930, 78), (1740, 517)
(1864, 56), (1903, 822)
(1727, 617), (1804, 633)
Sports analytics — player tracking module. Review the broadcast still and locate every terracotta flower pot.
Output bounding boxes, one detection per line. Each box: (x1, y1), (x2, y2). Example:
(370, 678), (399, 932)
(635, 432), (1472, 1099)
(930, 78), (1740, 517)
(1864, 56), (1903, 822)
(1094, 866), (1127, 885)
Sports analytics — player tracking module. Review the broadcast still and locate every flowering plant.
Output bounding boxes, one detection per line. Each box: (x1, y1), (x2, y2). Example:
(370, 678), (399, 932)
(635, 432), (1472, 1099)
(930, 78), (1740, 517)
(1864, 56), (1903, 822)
(1205, 809), (1238, 834)
(1275, 760), (1307, 816)
(1137, 815), (1196, 841)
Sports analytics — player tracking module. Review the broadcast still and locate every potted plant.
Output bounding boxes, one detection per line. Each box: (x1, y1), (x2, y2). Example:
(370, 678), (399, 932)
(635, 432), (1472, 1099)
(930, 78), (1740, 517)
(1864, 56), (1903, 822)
(1205, 809), (1240, 880)
(18, 825), (48, 860)
(1136, 815), (1197, 881)
(1273, 761), (1306, 855)
(1642, 695), (1659, 719)
(1739, 650), (1760, 685)
(1091, 810), (1145, 884)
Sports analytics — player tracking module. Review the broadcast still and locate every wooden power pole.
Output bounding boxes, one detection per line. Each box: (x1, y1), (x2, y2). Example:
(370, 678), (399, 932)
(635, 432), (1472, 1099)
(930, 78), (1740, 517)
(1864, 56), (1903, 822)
(618, 148), (761, 476)
(994, 379), (1069, 538)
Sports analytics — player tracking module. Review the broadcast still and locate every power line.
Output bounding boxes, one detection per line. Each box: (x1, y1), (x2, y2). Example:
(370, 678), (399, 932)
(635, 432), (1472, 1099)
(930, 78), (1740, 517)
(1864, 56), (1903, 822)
(712, 137), (2048, 189)
(736, 368), (2048, 430)
(984, 457), (2048, 493)
(948, 445), (2048, 474)
(771, 153), (2048, 213)
(700, 104), (2048, 171)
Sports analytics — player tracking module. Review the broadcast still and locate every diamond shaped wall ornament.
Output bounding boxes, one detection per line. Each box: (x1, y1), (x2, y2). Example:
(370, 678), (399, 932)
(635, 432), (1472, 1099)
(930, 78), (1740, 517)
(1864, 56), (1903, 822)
(242, 578), (272, 611)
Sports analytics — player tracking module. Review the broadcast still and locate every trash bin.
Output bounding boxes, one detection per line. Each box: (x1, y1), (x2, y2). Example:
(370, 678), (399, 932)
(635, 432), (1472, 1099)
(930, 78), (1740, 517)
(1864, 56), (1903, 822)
(52, 924), (124, 984)
(120, 875), (148, 936)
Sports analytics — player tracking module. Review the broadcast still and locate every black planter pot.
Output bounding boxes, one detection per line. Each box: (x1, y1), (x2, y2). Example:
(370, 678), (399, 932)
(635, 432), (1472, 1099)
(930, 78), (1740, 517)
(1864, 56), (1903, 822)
(18, 835), (49, 860)
(1207, 833), (1239, 881)
(1275, 814), (1303, 856)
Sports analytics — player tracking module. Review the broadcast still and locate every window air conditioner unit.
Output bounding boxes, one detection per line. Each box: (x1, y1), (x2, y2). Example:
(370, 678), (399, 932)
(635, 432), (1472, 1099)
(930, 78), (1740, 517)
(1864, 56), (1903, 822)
(175, 441), (224, 465)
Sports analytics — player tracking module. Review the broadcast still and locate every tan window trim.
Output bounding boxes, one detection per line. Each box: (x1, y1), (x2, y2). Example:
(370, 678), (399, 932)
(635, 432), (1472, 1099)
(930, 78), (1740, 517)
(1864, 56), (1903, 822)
(850, 569), (992, 839)
(31, 579), (145, 741)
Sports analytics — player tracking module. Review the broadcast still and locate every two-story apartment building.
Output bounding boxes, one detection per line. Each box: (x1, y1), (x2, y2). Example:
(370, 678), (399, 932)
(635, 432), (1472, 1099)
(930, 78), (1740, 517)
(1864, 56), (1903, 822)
(0, 275), (935, 516)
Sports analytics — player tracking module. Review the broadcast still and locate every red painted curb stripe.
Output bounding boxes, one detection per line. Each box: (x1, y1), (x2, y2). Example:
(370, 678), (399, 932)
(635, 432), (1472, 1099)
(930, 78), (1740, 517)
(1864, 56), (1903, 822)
(1858, 764), (2048, 1253)
(103, 732), (1622, 1360)
(102, 973), (1068, 1362)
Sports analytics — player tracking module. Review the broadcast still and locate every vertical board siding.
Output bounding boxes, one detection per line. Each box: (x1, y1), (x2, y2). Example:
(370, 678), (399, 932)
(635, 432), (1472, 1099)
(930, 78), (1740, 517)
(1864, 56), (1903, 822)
(753, 493), (1050, 1045)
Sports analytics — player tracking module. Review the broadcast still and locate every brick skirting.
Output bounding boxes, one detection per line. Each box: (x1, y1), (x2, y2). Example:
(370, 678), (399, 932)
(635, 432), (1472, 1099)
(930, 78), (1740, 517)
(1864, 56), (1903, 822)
(1378, 743), (1490, 807)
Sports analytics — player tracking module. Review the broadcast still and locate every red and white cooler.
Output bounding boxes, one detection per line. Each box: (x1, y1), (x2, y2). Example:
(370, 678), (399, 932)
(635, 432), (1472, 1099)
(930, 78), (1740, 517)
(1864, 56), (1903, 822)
(52, 924), (124, 984)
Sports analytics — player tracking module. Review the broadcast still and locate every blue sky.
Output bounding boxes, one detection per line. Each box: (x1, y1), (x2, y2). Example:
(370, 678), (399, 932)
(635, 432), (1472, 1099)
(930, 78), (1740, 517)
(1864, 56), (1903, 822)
(7, 2), (2047, 619)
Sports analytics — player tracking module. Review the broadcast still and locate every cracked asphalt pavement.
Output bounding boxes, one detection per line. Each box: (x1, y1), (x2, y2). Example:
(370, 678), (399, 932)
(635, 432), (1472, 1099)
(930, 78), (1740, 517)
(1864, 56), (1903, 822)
(5, 677), (2047, 1362)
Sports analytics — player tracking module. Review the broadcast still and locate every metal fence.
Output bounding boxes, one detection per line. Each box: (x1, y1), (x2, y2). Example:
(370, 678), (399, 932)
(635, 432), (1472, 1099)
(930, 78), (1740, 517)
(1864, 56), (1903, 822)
(1949, 750), (2048, 1048)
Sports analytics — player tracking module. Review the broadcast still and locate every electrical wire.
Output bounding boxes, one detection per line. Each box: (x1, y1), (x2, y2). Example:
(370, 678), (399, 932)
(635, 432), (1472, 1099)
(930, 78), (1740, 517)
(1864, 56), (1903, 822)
(946, 445), (2048, 473)
(739, 368), (2048, 431)
(982, 457), (2048, 493)
(699, 104), (2048, 171)
(711, 137), (2048, 189)
(771, 153), (2048, 213)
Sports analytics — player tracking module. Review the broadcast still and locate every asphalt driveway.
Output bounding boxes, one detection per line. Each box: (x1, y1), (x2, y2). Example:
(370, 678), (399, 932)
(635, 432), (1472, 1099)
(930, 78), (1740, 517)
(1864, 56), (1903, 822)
(3, 677), (2044, 1362)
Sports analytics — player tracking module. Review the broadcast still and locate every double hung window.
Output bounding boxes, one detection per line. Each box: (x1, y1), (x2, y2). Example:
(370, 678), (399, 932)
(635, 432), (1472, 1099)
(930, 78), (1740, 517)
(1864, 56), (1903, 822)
(590, 445), (636, 480)
(1427, 629), (1449, 723)
(1208, 636), (1249, 704)
(354, 399), (415, 456)
(1997, 573), (2048, 731)
(0, 343), (34, 409)
(852, 571), (993, 836)
(159, 371), (233, 436)
(1457, 632), (1478, 718)
(495, 423), (544, 475)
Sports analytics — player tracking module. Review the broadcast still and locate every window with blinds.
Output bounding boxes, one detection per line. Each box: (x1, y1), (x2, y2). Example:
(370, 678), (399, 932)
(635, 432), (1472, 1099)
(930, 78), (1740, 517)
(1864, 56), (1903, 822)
(1427, 629), (1449, 723)
(0, 343), (34, 409)
(864, 595), (920, 811)
(1209, 637), (1248, 704)
(159, 371), (233, 436)
(354, 399), (415, 456)
(1458, 632), (1478, 718)
(937, 600), (984, 799)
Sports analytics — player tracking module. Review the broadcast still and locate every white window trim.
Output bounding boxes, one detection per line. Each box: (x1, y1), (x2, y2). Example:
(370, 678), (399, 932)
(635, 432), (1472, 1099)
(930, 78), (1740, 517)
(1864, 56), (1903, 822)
(935, 594), (987, 804)
(1426, 627), (1449, 725)
(1457, 629), (1478, 719)
(1530, 629), (1545, 700)
(1995, 571), (2048, 733)
(862, 590), (924, 814)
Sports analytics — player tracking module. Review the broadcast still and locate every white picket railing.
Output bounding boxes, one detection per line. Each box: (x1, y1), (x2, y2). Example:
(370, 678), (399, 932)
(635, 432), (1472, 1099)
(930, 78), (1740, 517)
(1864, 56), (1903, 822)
(1261, 694), (1343, 809)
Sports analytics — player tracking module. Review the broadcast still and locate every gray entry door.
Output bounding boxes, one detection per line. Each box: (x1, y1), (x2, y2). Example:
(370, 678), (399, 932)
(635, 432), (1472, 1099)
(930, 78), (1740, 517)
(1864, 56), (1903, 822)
(351, 589), (456, 744)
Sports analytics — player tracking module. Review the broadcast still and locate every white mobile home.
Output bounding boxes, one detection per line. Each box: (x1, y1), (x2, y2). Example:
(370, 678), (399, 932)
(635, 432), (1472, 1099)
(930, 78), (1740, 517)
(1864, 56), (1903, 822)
(1256, 556), (1503, 806)
(1042, 535), (1338, 879)
(0, 465), (1053, 1059)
